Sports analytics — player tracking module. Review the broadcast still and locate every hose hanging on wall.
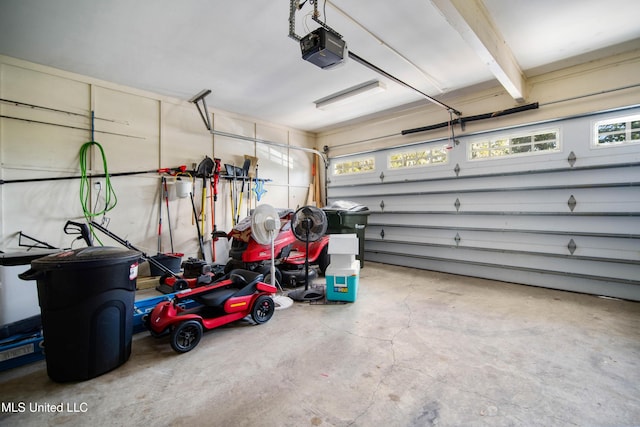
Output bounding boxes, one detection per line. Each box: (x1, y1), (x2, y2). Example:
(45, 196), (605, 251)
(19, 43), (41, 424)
(79, 141), (118, 228)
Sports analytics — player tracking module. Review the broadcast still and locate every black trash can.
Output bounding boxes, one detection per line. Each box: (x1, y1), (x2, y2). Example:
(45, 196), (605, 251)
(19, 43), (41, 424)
(20, 246), (141, 382)
(323, 200), (370, 268)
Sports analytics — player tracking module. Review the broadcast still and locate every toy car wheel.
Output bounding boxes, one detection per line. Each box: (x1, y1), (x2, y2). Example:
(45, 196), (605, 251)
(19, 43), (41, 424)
(251, 295), (275, 324)
(173, 279), (189, 291)
(170, 320), (203, 353)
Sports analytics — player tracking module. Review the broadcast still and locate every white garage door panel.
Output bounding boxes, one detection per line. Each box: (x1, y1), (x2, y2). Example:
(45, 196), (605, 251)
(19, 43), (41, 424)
(367, 252), (640, 301)
(365, 241), (638, 283)
(331, 186), (640, 214)
(354, 194), (458, 213)
(366, 225), (461, 247)
(455, 188), (640, 213)
(368, 213), (640, 236)
(328, 166), (640, 199)
(569, 236), (640, 260)
(366, 225), (639, 261)
(328, 107), (640, 300)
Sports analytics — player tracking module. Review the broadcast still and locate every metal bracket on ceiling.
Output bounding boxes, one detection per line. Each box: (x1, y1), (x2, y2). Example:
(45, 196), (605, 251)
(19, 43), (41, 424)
(288, 0), (301, 41)
(189, 89), (213, 131)
(289, 0), (342, 41)
(458, 114), (466, 132)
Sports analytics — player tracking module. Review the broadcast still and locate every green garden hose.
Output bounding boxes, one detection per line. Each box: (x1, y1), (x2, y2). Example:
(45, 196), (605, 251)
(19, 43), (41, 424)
(79, 141), (117, 242)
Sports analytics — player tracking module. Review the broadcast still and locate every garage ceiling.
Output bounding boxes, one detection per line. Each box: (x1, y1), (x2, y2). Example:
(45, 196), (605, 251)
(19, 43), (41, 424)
(1, 0), (639, 133)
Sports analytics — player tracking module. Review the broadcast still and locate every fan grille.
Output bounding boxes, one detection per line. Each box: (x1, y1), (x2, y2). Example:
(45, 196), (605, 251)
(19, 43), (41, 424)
(291, 206), (327, 242)
(251, 204), (280, 245)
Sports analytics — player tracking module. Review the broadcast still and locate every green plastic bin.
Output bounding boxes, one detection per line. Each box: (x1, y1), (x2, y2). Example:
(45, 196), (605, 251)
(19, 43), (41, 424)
(323, 201), (370, 267)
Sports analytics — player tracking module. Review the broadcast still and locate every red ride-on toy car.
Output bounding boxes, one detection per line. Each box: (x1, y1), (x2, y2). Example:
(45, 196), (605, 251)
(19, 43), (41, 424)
(144, 269), (277, 353)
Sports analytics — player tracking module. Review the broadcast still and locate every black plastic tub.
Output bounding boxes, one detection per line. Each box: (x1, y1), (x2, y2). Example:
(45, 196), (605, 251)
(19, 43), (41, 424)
(149, 252), (183, 276)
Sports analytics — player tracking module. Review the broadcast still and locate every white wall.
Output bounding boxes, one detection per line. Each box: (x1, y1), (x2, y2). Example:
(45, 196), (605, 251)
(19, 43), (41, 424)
(0, 55), (316, 263)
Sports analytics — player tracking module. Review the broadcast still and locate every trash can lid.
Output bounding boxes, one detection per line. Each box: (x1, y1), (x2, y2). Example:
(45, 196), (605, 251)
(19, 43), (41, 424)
(323, 200), (370, 213)
(31, 246), (141, 271)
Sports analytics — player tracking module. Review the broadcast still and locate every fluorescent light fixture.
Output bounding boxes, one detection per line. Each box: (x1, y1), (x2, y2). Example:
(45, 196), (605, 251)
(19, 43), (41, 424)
(314, 80), (386, 110)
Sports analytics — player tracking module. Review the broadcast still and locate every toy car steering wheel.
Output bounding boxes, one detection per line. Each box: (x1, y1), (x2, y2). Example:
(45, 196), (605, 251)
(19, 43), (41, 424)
(230, 273), (247, 286)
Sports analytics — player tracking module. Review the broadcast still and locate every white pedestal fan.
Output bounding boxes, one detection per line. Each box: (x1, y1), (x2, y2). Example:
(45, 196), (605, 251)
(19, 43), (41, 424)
(251, 204), (293, 310)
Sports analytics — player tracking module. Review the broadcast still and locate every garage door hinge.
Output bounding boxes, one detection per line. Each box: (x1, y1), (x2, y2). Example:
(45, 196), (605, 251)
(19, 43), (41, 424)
(454, 163), (461, 176)
(379, 172), (385, 182)
(454, 233), (461, 246)
(380, 229), (385, 239)
(454, 198), (461, 211)
(567, 195), (577, 212)
(568, 239), (577, 255)
(568, 151), (577, 167)
(380, 200), (385, 211)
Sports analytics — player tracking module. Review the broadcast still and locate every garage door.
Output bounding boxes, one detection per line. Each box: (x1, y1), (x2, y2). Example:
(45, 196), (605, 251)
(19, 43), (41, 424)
(327, 107), (640, 301)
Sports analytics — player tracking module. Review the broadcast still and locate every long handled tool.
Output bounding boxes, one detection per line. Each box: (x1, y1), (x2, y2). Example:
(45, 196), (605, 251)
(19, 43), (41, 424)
(157, 178), (163, 253)
(232, 165), (238, 226)
(210, 158), (226, 261)
(244, 155), (258, 218)
(200, 175), (207, 240)
(190, 191), (206, 259)
(236, 158), (252, 224)
(157, 175), (177, 254)
(162, 176), (174, 252)
(195, 156), (215, 262)
(229, 179), (236, 227)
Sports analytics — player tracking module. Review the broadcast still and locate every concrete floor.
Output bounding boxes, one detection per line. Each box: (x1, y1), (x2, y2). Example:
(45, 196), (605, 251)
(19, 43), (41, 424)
(1, 262), (639, 426)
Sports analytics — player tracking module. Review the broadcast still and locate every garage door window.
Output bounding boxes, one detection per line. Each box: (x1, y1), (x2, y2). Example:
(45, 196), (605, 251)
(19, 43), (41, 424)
(469, 129), (559, 160)
(593, 114), (640, 147)
(333, 157), (375, 175)
(388, 145), (448, 169)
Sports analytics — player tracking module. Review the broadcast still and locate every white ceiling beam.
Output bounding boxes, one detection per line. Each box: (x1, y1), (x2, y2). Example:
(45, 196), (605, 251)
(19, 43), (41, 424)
(430, 0), (527, 102)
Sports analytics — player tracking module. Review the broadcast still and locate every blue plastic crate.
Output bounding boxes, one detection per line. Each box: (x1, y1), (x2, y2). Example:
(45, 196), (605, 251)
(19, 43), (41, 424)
(0, 331), (45, 372)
